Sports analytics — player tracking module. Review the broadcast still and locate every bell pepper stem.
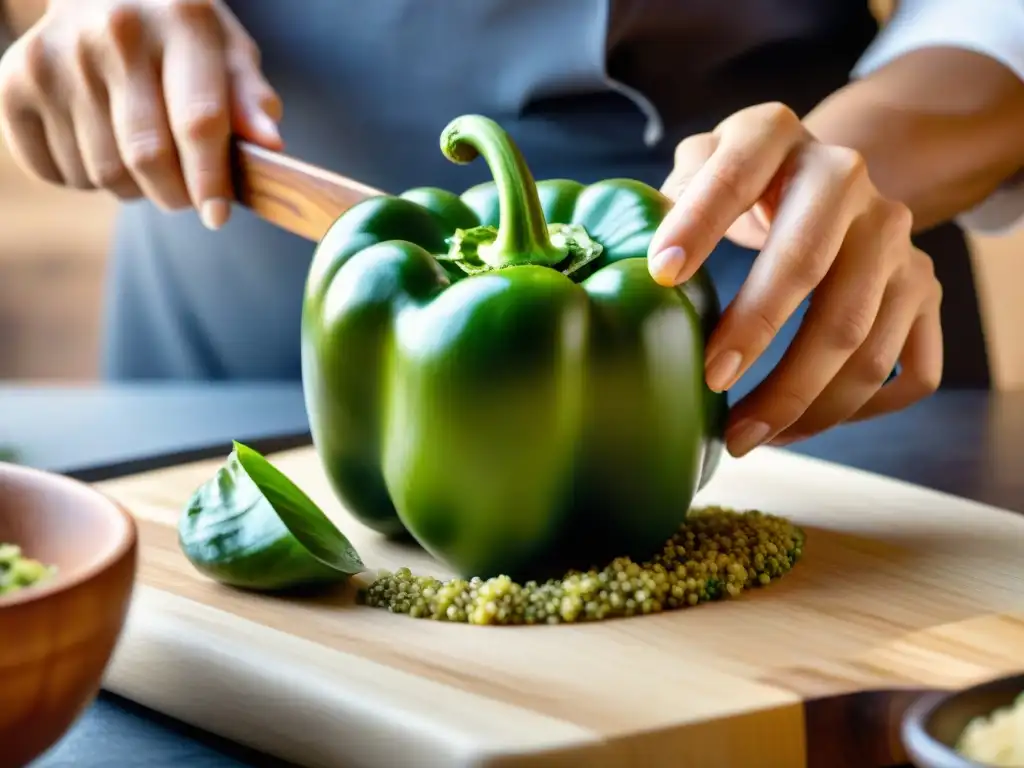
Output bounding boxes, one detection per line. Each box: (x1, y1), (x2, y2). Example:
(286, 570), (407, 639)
(440, 115), (566, 269)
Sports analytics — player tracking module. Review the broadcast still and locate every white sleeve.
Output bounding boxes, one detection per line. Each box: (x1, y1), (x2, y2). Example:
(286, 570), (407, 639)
(851, 0), (1024, 235)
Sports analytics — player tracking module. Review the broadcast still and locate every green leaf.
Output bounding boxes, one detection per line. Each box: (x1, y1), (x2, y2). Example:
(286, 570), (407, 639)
(232, 442), (364, 574)
(178, 442), (364, 592)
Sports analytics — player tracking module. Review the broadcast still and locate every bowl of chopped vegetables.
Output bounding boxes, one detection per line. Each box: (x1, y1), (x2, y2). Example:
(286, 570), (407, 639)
(0, 460), (137, 768)
(902, 673), (1024, 767)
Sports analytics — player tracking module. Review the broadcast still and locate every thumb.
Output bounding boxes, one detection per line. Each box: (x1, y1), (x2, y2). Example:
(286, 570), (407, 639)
(226, 50), (284, 149)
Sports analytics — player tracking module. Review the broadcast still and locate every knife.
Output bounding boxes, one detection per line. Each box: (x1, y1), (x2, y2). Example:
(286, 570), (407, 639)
(229, 138), (384, 242)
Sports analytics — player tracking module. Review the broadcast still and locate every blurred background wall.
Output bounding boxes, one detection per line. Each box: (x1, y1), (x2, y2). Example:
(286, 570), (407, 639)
(0, 139), (116, 380)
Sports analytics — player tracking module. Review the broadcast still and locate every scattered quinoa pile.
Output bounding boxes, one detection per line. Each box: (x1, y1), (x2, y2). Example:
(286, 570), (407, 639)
(359, 505), (804, 625)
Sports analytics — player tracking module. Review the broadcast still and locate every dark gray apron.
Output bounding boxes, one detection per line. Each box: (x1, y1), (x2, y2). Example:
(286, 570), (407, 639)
(102, 1), (985, 391)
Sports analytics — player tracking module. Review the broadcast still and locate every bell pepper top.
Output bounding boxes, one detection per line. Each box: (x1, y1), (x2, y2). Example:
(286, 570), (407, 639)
(439, 115), (603, 275)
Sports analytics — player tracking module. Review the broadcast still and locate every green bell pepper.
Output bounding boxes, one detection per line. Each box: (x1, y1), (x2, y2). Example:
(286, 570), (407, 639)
(301, 114), (727, 581)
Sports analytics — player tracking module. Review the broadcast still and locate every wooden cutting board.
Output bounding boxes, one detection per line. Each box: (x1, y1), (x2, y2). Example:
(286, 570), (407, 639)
(90, 443), (1024, 768)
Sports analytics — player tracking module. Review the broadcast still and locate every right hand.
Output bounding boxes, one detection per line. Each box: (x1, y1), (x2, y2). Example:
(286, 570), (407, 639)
(0, 0), (283, 229)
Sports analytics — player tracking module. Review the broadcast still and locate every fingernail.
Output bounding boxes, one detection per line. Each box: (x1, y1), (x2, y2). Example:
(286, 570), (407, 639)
(648, 246), (686, 285)
(200, 199), (230, 230)
(252, 111), (281, 141)
(726, 419), (771, 457)
(705, 349), (743, 392)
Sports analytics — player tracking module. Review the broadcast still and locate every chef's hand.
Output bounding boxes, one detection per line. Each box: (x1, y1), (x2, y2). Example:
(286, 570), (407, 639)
(0, 0), (281, 229)
(649, 101), (943, 458)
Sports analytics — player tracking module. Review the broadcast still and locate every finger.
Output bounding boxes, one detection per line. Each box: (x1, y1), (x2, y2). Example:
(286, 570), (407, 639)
(0, 79), (63, 183)
(659, 132), (717, 200)
(648, 102), (806, 287)
(666, 134), (780, 242)
(224, 33), (283, 148)
(723, 198), (904, 457)
(0, 107), (63, 182)
(702, 143), (875, 394)
(725, 173), (780, 251)
(661, 133), (772, 254)
(723, 207), (771, 252)
(162, 2), (233, 229)
(0, 36), (65, 184)
(103, 10), (190, 210)
(770, 255), (925, 442)
(69, 45), (142, 199)
(848, 287), (943, 421)
(16, 35), (92, 187)
(37, 99), (92, 189)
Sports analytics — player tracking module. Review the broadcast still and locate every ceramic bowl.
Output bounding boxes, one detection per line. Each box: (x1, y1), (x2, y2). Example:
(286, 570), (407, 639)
(0, 461), (137, 768)
(902, 673), (1024, 768)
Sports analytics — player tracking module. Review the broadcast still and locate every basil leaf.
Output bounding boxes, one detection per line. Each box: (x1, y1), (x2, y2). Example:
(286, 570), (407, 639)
(232, 442), (364, 574)
(178, 441), (364, 592)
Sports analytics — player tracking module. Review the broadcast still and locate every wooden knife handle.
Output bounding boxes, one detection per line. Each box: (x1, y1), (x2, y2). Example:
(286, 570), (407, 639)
(229, 139), (385, 242)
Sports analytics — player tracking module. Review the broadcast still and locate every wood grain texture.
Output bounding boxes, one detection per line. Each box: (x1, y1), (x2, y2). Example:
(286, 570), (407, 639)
(230, 140), (383, 242)
(87, 444), (1024, 767)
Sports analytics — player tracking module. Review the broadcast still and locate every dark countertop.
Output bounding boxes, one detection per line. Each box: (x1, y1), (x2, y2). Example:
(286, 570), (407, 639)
(4, 383), (1021, 767)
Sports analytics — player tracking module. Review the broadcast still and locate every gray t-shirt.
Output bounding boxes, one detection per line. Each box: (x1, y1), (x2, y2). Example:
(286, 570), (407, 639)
(101, 0), (880, 385)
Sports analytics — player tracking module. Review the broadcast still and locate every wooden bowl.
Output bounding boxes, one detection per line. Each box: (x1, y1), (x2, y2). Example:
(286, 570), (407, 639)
(901, 673), (1024, 767)
(0, 461), (137, 768)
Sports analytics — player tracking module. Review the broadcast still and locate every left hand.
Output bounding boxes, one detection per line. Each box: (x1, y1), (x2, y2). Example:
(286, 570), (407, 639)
(648, 102), (943, 457)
